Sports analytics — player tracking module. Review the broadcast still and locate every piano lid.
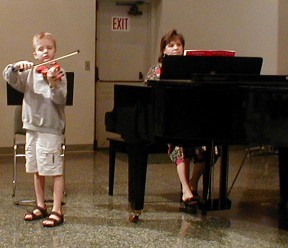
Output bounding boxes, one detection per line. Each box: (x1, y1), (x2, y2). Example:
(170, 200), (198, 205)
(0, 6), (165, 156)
(160, 55), (263, 80)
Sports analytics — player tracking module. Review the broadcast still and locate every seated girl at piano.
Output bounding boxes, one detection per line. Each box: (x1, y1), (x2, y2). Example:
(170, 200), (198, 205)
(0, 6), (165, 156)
(145, 29), (208, 208)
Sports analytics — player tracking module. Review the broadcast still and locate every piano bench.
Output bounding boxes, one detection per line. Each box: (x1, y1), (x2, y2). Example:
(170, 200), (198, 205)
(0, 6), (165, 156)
(107, 137), (167, 196)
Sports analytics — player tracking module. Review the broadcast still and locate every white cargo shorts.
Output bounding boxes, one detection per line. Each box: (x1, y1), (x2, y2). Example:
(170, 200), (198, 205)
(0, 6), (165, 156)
(25, 130), (64, 176)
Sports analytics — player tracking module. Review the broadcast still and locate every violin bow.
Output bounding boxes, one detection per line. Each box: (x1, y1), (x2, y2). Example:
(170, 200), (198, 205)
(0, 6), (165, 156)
(16, 49), (80, 71)
(35, 49), (80, 67)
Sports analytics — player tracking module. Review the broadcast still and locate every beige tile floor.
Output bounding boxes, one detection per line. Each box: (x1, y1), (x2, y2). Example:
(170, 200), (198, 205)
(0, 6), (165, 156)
(0, 146), (288, 247)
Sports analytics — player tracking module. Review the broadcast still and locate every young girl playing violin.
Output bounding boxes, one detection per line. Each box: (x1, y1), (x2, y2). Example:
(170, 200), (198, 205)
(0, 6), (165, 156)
(3, 32), (66, 227)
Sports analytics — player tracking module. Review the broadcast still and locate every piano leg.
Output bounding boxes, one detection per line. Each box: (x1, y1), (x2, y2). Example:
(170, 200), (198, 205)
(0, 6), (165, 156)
(202, 145), (212, 209)
(218, 145), (232, 209)
(127, 143), (148, 222)
(108, 141), (117, 196)
(278, 147), (288, 209)
(201, 145), (231, 211)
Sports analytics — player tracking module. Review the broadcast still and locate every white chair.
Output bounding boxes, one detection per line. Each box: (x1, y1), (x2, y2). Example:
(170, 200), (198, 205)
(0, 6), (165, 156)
(12, 105), (26, 197)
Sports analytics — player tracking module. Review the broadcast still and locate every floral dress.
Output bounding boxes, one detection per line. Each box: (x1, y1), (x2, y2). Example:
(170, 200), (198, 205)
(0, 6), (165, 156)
(145, 64), (212, 165)
(145, 64), (162, 84)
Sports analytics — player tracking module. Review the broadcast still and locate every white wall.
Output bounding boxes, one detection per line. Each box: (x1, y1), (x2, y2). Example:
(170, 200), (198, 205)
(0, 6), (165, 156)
(152, 0), (280, 74)
(278, 0), (288, 74)
(0, 0), (96, 150)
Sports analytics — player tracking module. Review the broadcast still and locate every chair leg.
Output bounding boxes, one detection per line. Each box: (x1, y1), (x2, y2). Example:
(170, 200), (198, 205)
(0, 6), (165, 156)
(14, 199), (36, 206)
(14, 199), (65, 206)
(12, 146), (17, 197)
(61, 143), (66, 196)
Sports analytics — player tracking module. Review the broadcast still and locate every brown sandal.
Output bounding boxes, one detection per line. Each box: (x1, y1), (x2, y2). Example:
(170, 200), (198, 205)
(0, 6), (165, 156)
(24, 205), (48, 221)
(42, 211), (64, 227)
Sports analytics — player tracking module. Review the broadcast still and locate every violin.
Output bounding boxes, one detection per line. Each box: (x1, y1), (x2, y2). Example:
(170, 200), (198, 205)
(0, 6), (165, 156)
(36, 62), (62, 80)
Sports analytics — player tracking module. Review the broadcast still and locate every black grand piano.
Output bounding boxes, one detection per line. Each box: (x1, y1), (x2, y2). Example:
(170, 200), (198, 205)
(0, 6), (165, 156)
(105, 55), (288, 221)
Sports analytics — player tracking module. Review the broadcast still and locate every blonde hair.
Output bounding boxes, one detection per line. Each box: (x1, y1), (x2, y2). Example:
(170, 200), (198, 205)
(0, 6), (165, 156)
(32, 32), (57, 50)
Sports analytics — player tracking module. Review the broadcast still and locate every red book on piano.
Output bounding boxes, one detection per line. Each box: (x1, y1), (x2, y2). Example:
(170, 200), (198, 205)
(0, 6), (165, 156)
(184, 50), (236, 56)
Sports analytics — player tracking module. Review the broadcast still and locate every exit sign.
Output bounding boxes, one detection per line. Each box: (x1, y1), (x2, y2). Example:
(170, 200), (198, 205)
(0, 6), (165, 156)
(111, 16), (130, 31)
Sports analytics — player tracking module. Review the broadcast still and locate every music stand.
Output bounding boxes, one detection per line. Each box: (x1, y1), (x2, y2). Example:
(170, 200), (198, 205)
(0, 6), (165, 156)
(160, 56), (263, 80)
(7, 72), (74, 106)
